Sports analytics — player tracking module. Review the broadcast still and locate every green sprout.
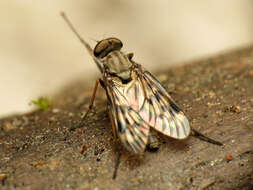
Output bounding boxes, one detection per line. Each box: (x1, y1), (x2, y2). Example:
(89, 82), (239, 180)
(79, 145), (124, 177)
(31, 97), (52, 111)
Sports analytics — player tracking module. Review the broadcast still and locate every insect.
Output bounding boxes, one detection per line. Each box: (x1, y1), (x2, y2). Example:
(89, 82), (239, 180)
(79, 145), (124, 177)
(61, 12), (222, 178)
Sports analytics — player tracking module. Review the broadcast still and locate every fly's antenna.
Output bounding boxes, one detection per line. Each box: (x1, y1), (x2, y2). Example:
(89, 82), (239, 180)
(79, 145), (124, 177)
(60, 12), (92, 54)
(60, 11), (103, 72)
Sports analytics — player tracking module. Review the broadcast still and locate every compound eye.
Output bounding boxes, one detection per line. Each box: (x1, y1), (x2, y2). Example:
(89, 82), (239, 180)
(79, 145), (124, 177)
(93, 37), (123, 58)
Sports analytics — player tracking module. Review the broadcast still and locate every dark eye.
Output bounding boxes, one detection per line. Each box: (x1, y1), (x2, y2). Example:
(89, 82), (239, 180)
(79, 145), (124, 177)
(94, 37), (123, 58)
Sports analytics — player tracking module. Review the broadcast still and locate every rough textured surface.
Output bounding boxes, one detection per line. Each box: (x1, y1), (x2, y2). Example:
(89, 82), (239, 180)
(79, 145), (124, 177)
(1, 46), (253, 190)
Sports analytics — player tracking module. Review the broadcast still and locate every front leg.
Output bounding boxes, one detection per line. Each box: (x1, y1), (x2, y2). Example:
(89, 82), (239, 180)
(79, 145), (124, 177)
(70, 79), (100, 131)
(81, 79), (100, 120)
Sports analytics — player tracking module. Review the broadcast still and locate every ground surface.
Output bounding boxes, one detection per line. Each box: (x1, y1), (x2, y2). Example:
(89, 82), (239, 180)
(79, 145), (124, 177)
(1, 46), (253, 190)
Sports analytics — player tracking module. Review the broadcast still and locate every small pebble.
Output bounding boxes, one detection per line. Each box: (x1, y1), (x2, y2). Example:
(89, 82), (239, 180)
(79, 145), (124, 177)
(229, 105), (241, 113)
(0, 173), (7, 184)
(2, 122), (16, 132)
(226, 154), (233, 163)
(52, 108), (60, 113)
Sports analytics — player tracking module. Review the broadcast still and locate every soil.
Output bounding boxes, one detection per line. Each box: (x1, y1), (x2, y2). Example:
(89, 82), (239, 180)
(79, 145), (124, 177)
(1, 46), (253, 190)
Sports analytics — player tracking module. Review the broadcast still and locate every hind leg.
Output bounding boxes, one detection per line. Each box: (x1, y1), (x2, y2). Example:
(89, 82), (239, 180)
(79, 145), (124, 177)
(146, 129), (160, 152)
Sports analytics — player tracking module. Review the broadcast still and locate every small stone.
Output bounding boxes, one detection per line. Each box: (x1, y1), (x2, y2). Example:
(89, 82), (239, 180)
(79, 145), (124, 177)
(75, 129), (84, 134)
(52, 108), (60, 113)
(225, 154), (233, 163)
(207, 102), (220, 107)
(49, 116), (57, 123)
(229, 105), (241, 113)
(216, 110), (223, 116)
(223, 105), (241, 113)
(31, 160), (47, 167)
(68, 112), (74, 117)
(2, 121), (16, 132)
(208, 91), (216, 98)
(0, 173), (7, 184)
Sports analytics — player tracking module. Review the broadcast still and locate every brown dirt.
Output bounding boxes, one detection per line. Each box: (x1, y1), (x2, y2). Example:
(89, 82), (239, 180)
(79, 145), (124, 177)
(1, 46), (253, 190)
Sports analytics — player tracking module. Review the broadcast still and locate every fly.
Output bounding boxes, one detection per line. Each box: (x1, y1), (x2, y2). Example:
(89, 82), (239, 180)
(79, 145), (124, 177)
(61, 12), (223, 179)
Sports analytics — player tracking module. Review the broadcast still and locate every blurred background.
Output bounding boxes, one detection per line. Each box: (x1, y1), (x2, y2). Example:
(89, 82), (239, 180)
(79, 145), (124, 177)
(1, 0), (253, 117)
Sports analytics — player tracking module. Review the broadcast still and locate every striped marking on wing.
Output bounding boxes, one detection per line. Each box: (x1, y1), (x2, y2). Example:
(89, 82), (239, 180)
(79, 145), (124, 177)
(138, 70), (191, 139)
(108, 83), (150, 153)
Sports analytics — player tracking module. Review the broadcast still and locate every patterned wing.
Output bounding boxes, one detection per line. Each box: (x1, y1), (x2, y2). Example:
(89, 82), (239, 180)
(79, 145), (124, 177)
(106, 79), (150, 153)
(105, 67), (190, 153)
(139, 69), (191, 139)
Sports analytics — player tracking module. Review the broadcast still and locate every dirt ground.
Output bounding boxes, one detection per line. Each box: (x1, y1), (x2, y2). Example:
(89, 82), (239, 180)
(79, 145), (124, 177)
(1, 46), (253, 190)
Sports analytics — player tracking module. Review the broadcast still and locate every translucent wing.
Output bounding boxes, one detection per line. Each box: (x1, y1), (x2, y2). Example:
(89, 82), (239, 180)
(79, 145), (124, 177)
(106, 80), (150, 153)
(104, 66), (190, 153)
(140, 69), (191, 139)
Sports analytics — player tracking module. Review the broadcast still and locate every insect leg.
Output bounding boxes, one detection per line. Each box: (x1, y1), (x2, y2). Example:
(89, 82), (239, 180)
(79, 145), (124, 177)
(70, 79), (101, 131)
(112, 142), (121, 179)
(191, 128), (223, 146)
(108, 110), (117, 140)
(82, 79), (100, 120)
(146, 129), (160, 152)
(108, 104), (122, 179)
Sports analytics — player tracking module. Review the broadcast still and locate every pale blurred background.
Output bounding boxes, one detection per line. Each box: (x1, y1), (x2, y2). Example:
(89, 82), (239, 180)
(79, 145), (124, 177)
(1, 0), (253, 117)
